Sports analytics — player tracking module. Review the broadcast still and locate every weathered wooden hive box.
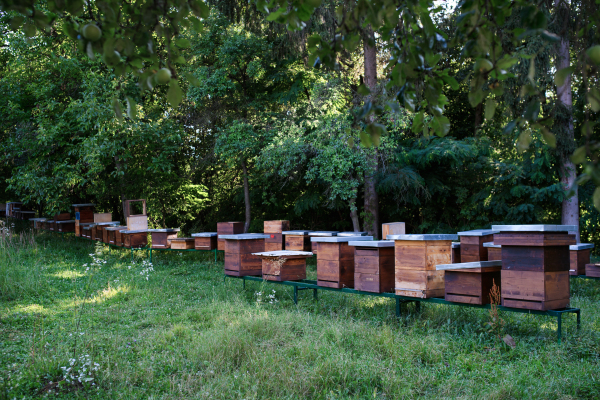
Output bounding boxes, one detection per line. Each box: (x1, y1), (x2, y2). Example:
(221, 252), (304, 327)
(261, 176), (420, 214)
(437, 260), (502, 305)
(264, 220), (290, 251)
(253, 250), (313, 281)
(20, 211), (36, 221)
(283, 230), (313, 251)
(6, 202), (22, 218)
(312, 235), (373, 288)
(30, 218), (47, 229)
(457, 229), (498, 262)
(52, 213), (71, 231)
(114, 227), (129, 246)
(122, 230), (148, 248)
(170, 238), (195, 250)
(483, 242), (502, 261)
(56, 220), (76, 233)
(93, 213), (112, 223)
(569, 243), (594, 276)
(148, 228), (180, 249)
(217, 222), (244, 251)
(585, 263), (600, 278)
(81, 224), (95, 239)
(106, 226), (128, 245)
(100, 222), (120, 243)
(222, 234), (269, 276)
(451, 242), (461, 263)
(382, 222), (405, 239)
(349, 240), (395, 293)
(308, 231), (338, 255)
(493, 225), (576, 311)
(124, 199), (148, 231)
(389, 234), (457, 298)
(94, 222), (120, 242)
(72, 203), (95, 237)
(191, 232), (218, 250)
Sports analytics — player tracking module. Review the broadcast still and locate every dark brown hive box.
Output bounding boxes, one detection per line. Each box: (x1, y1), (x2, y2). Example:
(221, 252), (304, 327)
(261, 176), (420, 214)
(483, 242), (502, 261)
(191, 232), (218, 250)
(56, 220), (75, 233)
(253, 250), (313, 281)
(149, 228), (180, 249)
(264, 220), (290, 252)
(222, 234), (269, 276)
(308, 232), (338, 255)
(457, 229), (498, 262)
(493, 225), (576, 311)
(283, 230), (313, 252)
(350, 240), (395, 293)
(106, 226), (128, 245)
(451, 242), (461, 264)
(171, 238), (195, 250)
(94, 222), (120, 243)
(585, 263), (600, 278)
(72, 204), (95, 236)
(437, 260), (502, 305)
(569, 243), (594, 276)
(217, 222), (244, 251)
(313, 236), (373, 289)
(122, 230), (148, 248)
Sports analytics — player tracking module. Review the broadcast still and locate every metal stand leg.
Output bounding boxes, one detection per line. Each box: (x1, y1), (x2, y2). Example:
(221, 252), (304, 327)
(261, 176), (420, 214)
(150, 248), (153, 263)
(557, 314), (562, 344)
(577, 310), (581, 330)
(293, 286), (298, 305)
(131, 248), (134, 262)
(396, 298), (401, 318)
(313, 289), (318, 301)
(416, 301), (421, 313)
(214, 249), (217, 262)
(243, 277), (246, 290)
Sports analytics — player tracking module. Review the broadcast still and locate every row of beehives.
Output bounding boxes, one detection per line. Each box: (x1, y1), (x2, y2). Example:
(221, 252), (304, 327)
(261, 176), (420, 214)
(221, 224), (599, 311)
(1, 202), (36, 220)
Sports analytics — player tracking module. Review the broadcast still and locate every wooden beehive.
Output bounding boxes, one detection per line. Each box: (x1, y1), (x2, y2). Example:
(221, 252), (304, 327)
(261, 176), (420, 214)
(483, 242), (502, 261)
(171, 238), (195, 250)
(390, 234), (457, 298)
(313, 236), (373, 288)
(283, 230), (313, 252)
(20, 211), (35, 221)
(106, 226), (128, 245)
(149, 229), (180, 249)
(115, 228), (128, 246)
(101, 223), (121, 243)
(585, 263), (600, 278)
(81, 224), (94, 239)
(93, 213), (112, 223)
(308, 231), (338, 255)
(94, 222), (119, 242)
(263, 220), (290, 251)
(30, 218), (46, 229)
(56, 220), (75, 233)
(222, 234), (269, 276)
(569, 244), (594, 276)
(350, 240), (395, 293)
(437, 261), (502, 305)
(217, 222), (244, 251)
(191, 232), (218, 250)
(254, 250), (313, 281)
(122, 230), (148, 248)
(493, 225), (576, 311)
(73, 204), (95, 237)
(382, 222), (405, 240)
(457, 229), (498, 262)
(451, 242), (461, 263)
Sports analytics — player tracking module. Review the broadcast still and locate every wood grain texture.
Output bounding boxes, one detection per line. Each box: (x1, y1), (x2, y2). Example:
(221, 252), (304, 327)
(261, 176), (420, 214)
(171, 239), (195, 250)
(569, 249), (590, 275)
(394, 240), (451, 298)
(382, 222), (405, 239)
(316, 242), (355, 288)
(452, 246), (461, 263)
(217, 222), (244, 251)
(263, 220), (290, 233)
(194, 236), (217, 250)
(585, 264), (600, 278)
(500, 270), (569, 310)
(262, 257), (306, 281)
(93, 213), (111, 223)
(493, 232), (576, 247)
(265, 233), (285, 251)
(127, 215), (148, 231)
(123, 232), (148, 248)
(115, 229), (126, 246)
(223, 238), (264, 276)
(151, 232), (178, 249)
(444, 269), (500, 305)
(285, 235), (311, 251)
(487, 247), (502, 261)
(460, 234), (493, 262)
(501, 246), (570, 272)
(353, 247), (395, 293)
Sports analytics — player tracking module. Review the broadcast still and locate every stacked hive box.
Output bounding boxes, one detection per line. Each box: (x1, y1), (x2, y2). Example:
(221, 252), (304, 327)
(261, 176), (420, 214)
(492, 224), (576, 311)
(349, 240), (394, 293)
(253, 250), (313, 281)
(72, 204), (95, 237)
(217, 222), (244, 251)
(483, 242), (502, 261)
(457, 229), (498, 262)
(451, 242), (461, 263)
(283, 230), (313, 251)
(437, 260), (502, 305)
(56, 220), (75, 233)
(122, 230), (148, 248)
(192, 232), (218, 250)
(311, 235), (372, 288)
(30, 218), (47, 229)
(148, 228), (180, 249)
(94, 222), (120, 242)
(569, 243), (594, 276)
(382, 222), (405, 239)
(81, 224), (95, 239)
(222, 234), (269, 276)
(264, 220), (290, 251)
(389, 234), (458, 298)
(585, 263), (600, 277)
(50, 213), (71, 231)
(308, 231), (338, 255)
(106, 226), (128, 245)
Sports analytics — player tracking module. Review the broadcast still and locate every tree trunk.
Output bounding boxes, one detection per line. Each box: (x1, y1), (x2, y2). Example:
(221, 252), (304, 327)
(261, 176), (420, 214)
(114, 156), (127, 221)
(349, 197), (361, 232)
(241, 159), (251, 233)
(554, 0), (579, 241)
(363, 26), (380, 239)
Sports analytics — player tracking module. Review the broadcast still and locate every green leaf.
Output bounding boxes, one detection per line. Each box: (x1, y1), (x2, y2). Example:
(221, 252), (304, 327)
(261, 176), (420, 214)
(357, 84), (371, 96)
(23, 23), (37, 38)
(126, 97), (137, 120)
(571, 146), (587, 164)
(442, 75), (459, 90)
(587, 88), (600, 112)
(175, 38), (191, 48)
(112, 97), (123, 122)
(528, 57), (535, 82)
(517, 131), (532, 152)
(184, 72), (200, 87)
(485, 99), (496, 121)
(594, 187), (600, 210)
(586, 45), (600, 65)
(348, 137), (355, 148)
(266, 8), (285, 21)
(360, 131), (372, 147)
(412, 111), (424, 133)
(167, 80), (183, 108)
(10, 16), (24, 30)
(540, 128), (556, 148)
(554, 66), (573, 87)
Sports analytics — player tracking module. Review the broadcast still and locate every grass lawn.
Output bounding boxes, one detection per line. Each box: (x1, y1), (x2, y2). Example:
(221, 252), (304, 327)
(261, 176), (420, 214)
(1, 226), (599, 399)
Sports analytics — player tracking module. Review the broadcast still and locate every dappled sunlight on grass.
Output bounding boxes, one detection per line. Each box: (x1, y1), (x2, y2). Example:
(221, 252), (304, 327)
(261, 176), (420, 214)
(51, 270), (85, 279)
(12, 303), (49, 315)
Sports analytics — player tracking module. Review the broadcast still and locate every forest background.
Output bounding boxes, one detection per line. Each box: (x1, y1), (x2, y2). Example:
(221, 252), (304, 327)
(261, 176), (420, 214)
(1, 0), (600, 247)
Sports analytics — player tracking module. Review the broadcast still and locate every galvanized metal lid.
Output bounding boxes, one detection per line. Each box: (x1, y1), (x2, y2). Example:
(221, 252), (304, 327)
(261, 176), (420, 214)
(570, 243), (595, 250)
(491, 224), (577, 232)
(122, 230), (148, 234)
(457, 229), (499, 236)
(311, 236), (373, 243)
(105, 226), (128, 231)
(219, 234), (270, 240)
(29, 218), (47, 221)
(338, 231), (368, 237)
(388, 234), (458, 241)
(451, 242), (460, 248)
(95, 221), (120, 226)
(72, 203), (95, 207)
(436, 260), (502, 270)
(191, 232), (218, 237)
(308, 231), (339, 236)
(148, 228), (180, 233)
(56, 220), (75, 224)
(282, 230), (313, 235)
(252, 250), (313, 257)
(348, 240), (394, 247)
(171, 237), (193, 241)
(483, 242), (501, 248)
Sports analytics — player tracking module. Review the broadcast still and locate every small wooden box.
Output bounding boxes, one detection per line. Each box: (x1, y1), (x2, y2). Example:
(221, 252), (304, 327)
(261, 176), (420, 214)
(223, 234), (269, 276)
(101, 223), (121, 243)
(217, 222), (244, 251)
(265, 233), (285, 251)
(106, 227), (128, 245)
(124, 199), (146, 217)
(264, 220), (290, 233)
(483, 242), (502, 261)
(122, 230), (148, 248)
(171, 238), (195, 250)
(94, 222), (119, 242)
(192, 232), (218, 250)
(283, 231), (313, 252)
(81, 225), (94, 239)
(314, 236), (372, 288)
(501, 270), (570, 310)
(351, 241), (395, 293)
(390, 234), (457, 298)
(56, 220), (75, 233)
(382, 223), (405, 240)
(437, 261), (501, 305)
(20, 211), (35, 221)
(93, 213), (112, 223)
(30, 218), (46, 229)
(254, 250), (312, 281)
(569, 244), (593, 275)
(149, 229), (180, 249)
(458, 229), (498, 262)
(451, 242), (461, 263)
(308, 232), (338, 255)
(115, 228), (128, 246)
(585, 263), (600, 278)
